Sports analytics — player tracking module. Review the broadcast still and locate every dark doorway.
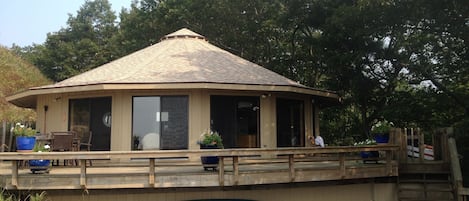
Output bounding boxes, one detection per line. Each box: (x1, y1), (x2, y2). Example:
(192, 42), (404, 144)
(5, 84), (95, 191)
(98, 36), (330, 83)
(211, 96), (259, 148)
(69, 97), (111, 151)
(277, 98), (304, 147)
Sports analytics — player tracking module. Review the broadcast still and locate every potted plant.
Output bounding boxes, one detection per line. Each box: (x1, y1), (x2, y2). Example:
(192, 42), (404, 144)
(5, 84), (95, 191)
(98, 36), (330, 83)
(198, 130), (223, 171)
(371, 120), (393, 143)
(12, 123), (37, 151)
(354, 139), (379, 163)
(29, 143), (51, 173)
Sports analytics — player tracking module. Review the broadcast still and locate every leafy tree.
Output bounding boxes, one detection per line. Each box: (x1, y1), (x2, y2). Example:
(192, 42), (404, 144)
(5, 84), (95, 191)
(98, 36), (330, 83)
(31, 0), (119, 82)
(0, 46), (51, 122)
(14, 0), (468, 142)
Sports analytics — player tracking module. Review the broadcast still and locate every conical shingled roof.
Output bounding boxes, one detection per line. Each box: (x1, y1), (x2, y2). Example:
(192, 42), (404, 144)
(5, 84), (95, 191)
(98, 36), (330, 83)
(36, 28), (304, 89)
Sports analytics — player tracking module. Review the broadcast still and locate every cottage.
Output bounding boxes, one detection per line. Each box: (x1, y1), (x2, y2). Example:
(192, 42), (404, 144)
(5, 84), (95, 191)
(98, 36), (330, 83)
(4, 29), (461, 201)
(7, 28), (338, 153)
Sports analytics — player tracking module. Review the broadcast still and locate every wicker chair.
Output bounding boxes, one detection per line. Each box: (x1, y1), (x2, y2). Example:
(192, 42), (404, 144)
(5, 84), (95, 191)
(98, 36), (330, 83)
(51, 132), (74, 166)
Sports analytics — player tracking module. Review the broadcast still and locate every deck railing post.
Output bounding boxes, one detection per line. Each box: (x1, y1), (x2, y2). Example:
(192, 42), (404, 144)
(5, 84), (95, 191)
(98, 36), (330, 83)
(149, 158), (155, 187)
(80, 159), (87, 188)
(218, 156), (224, 186)
(417, 128), (425, 163)
(11, 160), (18, 188)
(233, 156), (239, 185)
(386, 150), (392, 176)
(339, 153), (345, 179)
(289, 154), (295, 182)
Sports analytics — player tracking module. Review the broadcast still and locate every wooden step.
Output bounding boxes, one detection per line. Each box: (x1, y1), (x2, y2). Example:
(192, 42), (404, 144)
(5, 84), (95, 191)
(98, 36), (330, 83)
(399, 187), (453, 192)
(399, 179), (450, 184)
(399, 198), (454, 201)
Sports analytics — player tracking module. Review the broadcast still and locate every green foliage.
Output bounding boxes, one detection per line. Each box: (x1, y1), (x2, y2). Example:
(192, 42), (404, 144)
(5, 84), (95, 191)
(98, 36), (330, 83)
(33, 143), (50, 152)
(21, 0), (119, 82)
(354, 139), (377, 146)
(0, 46), (50, 122)
(12, 0), (469, 142)
(0, 189), (14, 201)
(0, 189), (48, 201)
(198, 131), (223, 148)
(371, 120), (392, 134)
(12, 123), (36, 137)
(28, 191), (48, 201)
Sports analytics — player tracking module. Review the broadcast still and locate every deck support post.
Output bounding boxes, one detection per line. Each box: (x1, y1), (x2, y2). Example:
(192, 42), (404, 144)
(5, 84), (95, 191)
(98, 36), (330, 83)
(218, 156), (224, 186)
(80, 159), (87, 188)
(233, 156), (239, 185)
(339, 153), (345, 179)
(288, 154), (295, 182)
(11, 160), (18, 188)
(385, 150), (392, 176)
(149, 158), (155, 187)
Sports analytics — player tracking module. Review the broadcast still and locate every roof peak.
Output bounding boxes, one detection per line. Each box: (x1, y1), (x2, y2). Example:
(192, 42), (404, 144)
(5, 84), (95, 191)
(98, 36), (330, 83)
(160, 28), (206, 41)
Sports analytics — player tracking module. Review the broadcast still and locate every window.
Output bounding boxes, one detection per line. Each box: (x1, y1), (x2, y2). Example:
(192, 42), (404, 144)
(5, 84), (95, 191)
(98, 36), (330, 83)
(211, 96), (259, 148)
(132, 96), (188, 150)
(69, 97), (112, 151)
(276, 98), (304, 147)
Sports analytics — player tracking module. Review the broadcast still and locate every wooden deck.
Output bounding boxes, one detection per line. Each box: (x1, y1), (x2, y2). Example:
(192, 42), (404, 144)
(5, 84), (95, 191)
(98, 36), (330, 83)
(0, 145), (398, 190)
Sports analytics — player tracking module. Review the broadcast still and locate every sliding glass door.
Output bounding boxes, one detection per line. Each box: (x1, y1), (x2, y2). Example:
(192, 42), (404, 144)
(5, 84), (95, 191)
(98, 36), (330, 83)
(132, 96), (188, 150)
(69, 97), (111, 151)
(211, 96), (260, 148)
(277, 98), (304, 147)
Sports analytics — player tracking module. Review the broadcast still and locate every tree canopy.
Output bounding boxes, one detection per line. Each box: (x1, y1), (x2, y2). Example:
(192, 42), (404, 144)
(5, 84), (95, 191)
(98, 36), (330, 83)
(0, 46), (51, 122)
(12, 0), (469, 141)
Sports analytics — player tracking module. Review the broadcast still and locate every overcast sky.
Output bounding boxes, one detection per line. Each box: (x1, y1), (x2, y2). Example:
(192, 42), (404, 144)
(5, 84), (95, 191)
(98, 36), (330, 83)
(0, 0), (130, 47)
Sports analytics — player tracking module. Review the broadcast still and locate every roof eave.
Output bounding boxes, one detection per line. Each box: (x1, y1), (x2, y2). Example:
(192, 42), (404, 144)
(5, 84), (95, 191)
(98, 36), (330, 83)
(7, 83), (340, 109)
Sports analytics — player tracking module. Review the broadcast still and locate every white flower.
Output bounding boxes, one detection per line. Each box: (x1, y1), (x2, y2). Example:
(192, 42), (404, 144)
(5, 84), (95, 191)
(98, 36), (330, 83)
(44, 145), (50, 149)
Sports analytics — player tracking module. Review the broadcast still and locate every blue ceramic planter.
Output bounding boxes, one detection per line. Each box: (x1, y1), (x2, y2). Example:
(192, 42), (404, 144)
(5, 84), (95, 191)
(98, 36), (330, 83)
(16, 136), (36, 151)
(360, 151), (379, 163)
(373, 133), (389, 143)
(200, 144), (220, 171)
(29, 159), (50, 173)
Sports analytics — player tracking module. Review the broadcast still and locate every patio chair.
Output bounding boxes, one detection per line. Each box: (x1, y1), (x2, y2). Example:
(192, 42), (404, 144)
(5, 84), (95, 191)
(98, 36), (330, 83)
(79, 131), (92, 151)
(79, 131), (93, 166)
(51, 132), (74, 166)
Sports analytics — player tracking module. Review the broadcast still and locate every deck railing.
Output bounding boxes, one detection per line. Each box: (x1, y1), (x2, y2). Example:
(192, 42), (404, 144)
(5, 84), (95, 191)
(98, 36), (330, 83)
(448, 137), (469, 201)
(0, 145), (398, 190)
(391, 127), (468, 201)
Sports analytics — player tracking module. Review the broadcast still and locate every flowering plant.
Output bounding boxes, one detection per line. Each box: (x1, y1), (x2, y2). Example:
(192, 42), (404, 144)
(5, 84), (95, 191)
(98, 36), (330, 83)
(371, 120), (393, 134)
(12, 123), (36, 137)
(33, 143), (50, 152)
(354, 139), (377, 146)
(198, 130), (223, 148)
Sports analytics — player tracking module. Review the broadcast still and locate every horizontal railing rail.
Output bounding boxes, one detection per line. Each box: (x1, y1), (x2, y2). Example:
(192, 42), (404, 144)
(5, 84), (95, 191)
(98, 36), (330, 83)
(0, 145), (399, 190)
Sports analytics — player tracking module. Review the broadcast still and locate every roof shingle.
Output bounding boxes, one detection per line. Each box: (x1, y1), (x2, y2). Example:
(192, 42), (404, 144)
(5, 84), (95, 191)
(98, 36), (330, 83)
(35, 28), (304, 89)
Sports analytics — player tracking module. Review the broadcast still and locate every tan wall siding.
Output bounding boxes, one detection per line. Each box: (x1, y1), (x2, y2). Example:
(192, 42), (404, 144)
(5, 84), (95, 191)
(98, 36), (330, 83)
(260, 94), (276, 148)
(189, 89), (210, 150)
(45, 183), (396, 201)
(304, 98), (312, 146)
(111, 92), (132, 151)
(313, 104), (320, 137)
(35, 90), (317, 152)
(37, 95), (68, 134)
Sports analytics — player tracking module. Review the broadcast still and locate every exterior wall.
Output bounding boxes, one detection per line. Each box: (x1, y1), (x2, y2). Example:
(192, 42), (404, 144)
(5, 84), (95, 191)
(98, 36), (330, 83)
(34, 89), (318, 154)
(37, 94), (69, 134)
(188, 89), (210, 150)
(111, 92), (131, 151)
(44, 183), (397, 201)
(260, 94), (276, 148)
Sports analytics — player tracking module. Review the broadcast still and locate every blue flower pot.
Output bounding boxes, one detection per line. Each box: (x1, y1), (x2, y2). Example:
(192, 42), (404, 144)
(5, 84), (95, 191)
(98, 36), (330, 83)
(373, 134), (389, 143)
(16, 136), (36, 151)
(360, 151), (379, 163)
(200, 144), (220, 171)
(29, 159), (50, 173)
